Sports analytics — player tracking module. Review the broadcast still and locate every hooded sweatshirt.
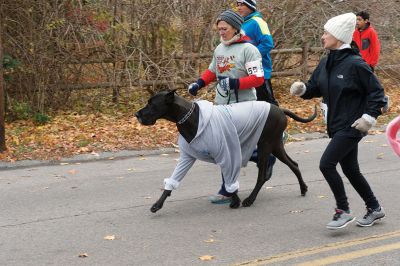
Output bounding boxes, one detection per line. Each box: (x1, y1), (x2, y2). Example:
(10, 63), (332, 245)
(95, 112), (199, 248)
(163, 100), (270, 193)
(207, 35), (264, 105)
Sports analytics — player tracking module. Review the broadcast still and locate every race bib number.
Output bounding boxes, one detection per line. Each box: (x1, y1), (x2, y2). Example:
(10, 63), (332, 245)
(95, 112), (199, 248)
(320, 102), (328, 124)
(245, 60), (264, 77)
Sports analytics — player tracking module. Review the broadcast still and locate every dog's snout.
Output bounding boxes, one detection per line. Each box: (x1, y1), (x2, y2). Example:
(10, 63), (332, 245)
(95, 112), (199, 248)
(134, 111), (143, 124)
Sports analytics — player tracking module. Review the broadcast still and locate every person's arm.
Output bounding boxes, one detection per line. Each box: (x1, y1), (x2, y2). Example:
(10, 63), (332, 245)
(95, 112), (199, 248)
(351, 62), (386, 133)
(253, 20), (274, 57)
(290, 59), (324, 99)
(239, 44), (265, 89)
(217, 63), (264, 92)
(368, 29), (380, 67)
(163, 138), (196, 190)
(300, 61), (323, 99)
(237, 74), (264, 89)
(200, 69), (216, 85)
(188, 68), (216, 96)
(357, 63), (385, 118)
(218, 46), (264, 91)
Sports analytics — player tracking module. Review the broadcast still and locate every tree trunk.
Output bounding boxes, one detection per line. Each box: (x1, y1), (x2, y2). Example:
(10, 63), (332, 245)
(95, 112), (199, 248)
(0, 1), (6, 152)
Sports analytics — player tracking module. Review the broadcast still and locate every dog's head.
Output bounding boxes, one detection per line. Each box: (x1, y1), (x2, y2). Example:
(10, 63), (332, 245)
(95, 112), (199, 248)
(135, 90), (176, 125)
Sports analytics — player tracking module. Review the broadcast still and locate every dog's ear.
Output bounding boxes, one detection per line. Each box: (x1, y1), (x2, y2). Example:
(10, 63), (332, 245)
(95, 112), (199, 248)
(165, 90), (176, 103)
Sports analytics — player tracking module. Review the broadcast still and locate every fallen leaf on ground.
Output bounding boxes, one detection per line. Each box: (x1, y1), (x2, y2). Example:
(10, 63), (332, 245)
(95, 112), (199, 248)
(78, 253), (88, 258)
(318, 195), (327, 199)
(204, 239), (216, 243)
(104, 235), (115, 240)
(68, 169), (77, 174)
(199, 255), (214, 261)
(3, 82), (397, 163)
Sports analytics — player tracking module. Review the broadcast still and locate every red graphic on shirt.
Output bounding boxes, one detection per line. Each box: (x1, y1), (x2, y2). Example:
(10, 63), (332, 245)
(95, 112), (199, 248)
(216, 55), (235, 74)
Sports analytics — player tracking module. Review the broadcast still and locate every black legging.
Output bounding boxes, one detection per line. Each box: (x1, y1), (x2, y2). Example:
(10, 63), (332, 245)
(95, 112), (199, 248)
(319, 132), (380, 211)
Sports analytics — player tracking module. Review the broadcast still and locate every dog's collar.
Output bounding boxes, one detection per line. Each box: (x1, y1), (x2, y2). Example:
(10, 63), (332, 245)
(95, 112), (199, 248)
(177, 103), (195, 125)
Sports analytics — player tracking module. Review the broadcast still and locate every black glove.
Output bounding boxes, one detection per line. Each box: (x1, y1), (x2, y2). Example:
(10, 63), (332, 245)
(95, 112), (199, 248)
(218, 76), (239, 92)
(188, 79), (205, 96)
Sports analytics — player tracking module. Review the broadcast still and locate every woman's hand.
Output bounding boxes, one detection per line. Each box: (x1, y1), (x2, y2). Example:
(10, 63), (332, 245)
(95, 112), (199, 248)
(351, 114), (376, 133)
(290, 81), (306, 96)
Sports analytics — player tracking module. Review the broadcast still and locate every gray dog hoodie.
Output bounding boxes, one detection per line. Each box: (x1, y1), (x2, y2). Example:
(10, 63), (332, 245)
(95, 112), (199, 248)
(164, 100), (270, 193)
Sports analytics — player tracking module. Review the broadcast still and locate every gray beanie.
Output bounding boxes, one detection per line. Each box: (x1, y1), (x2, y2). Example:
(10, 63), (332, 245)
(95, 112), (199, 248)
(216, 10), (244, 31)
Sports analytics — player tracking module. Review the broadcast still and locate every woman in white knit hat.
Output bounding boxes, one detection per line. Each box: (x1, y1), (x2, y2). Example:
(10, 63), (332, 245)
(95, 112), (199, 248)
(290, 13), (387, 230)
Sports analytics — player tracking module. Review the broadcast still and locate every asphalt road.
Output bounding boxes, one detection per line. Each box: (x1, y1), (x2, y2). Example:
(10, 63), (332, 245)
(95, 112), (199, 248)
(0, 133), (399, 265)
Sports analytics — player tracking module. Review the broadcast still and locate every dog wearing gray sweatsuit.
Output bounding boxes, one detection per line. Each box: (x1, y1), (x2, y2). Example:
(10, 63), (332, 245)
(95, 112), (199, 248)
(135, 90), (316, 212)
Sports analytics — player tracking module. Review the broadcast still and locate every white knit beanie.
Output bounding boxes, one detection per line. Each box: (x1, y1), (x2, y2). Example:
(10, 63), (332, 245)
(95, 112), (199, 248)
(324, 13), (356, 44)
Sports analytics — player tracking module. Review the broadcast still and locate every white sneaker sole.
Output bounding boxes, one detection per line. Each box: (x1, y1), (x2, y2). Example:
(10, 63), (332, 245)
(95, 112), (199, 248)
(356, 215), (385, 227)
(326, 217), (356, 230)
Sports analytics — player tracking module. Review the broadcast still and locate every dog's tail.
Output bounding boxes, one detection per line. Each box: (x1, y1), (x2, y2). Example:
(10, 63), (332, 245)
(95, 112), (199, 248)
(281, 105), (318, 123)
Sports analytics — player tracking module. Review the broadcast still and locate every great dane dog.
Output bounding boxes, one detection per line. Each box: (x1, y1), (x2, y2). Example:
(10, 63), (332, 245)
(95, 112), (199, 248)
(135, 90), (317, 213)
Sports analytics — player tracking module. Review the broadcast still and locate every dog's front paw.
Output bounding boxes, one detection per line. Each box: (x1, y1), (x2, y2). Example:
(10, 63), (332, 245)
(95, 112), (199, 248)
(242, 197), (254, 207)
(229, 193), (241, 209)
(150, 202), (163, 213)
(300, 185), (308, 196)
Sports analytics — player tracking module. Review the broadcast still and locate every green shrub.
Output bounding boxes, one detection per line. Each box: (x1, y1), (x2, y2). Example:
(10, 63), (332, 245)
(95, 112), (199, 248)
(33, 113), (51, 125)
(8, 101), (32, 121)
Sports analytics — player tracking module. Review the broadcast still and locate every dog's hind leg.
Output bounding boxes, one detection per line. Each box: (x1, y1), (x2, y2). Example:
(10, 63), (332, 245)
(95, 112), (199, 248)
(273, 145), (308, 196)
(150, 190), (172, 213)
(242, 105), (283, 207)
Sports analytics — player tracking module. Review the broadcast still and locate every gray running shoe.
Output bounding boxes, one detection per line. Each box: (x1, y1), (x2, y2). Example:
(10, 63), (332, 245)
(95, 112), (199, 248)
(356, 207), (385, 227)
(326, 209), (355, 230)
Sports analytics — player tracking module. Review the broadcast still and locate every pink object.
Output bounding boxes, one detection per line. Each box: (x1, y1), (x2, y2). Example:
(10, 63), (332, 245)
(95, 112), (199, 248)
(386, 115), (400, 157)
